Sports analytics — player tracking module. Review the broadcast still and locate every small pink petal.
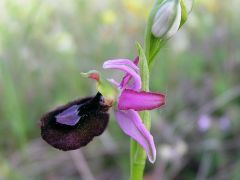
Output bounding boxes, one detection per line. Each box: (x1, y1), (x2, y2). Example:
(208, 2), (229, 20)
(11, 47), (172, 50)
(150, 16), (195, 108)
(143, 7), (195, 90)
(115, 109), (156, 163)
(104, 59), (139, 72)
(118, 89), (165, 111)
(103, 60), (141, 90)
(120, 57), (140, 90)
(119, 73), (132, 89)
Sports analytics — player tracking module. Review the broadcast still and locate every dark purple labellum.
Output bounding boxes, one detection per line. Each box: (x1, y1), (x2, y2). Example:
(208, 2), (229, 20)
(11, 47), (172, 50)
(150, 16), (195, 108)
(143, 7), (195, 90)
(40, 92), (110, 151)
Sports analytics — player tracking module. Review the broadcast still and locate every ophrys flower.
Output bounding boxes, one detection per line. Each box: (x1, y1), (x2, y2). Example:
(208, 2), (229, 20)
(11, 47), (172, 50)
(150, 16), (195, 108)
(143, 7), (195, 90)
(40, 57), (165, 163)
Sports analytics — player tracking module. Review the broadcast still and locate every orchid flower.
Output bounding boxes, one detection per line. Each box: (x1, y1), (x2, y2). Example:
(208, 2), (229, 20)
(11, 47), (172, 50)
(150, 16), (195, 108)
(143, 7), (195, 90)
(102, 57), (165, 163)
(40, 57), (165, 164)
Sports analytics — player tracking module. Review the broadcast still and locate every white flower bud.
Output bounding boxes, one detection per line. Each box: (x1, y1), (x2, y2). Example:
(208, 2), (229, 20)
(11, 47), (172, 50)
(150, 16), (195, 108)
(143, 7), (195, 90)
(151, 0), (182, 39)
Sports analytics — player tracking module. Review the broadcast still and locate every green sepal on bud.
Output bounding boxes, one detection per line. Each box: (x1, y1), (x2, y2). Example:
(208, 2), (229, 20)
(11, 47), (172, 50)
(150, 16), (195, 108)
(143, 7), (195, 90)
(80, 70), (119, 106)
(182, 0), (194, 14)
(179, 0), (194, 27)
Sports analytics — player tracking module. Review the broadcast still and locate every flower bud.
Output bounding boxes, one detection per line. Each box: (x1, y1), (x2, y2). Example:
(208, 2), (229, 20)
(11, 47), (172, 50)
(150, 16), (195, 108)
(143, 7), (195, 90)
(151, 0), (182, 39)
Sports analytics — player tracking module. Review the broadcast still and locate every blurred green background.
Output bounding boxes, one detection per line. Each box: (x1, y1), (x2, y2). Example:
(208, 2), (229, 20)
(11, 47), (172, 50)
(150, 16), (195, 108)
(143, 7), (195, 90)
(0, 0), (240, 179)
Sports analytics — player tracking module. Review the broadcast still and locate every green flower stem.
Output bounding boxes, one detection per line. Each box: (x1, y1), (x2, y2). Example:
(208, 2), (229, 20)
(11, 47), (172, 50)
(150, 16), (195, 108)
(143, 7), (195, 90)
(130, 139), (146, 180)
(130, 44), (150, 180)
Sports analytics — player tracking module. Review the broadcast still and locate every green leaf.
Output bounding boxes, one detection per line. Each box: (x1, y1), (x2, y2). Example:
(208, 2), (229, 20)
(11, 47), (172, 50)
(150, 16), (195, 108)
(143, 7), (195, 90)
(137, 42), (149, 91)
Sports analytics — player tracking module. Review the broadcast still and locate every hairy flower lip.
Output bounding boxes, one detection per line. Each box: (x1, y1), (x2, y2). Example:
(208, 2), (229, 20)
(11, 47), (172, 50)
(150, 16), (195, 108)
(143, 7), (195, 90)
(40, 93), (110, 151)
